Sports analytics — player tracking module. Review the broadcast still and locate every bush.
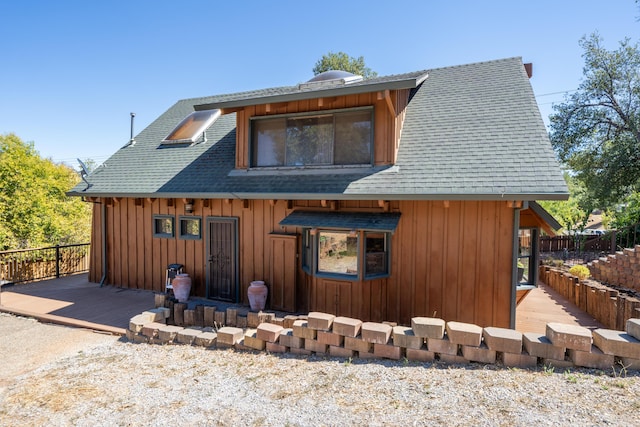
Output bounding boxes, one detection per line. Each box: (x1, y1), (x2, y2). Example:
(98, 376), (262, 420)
(569, 264), (590, 281)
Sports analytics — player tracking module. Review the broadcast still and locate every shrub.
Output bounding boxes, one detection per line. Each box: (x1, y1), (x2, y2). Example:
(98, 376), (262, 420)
(569, 264), (590, 281)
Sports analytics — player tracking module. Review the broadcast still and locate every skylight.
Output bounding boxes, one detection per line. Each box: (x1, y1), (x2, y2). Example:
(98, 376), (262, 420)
(162, 109), (221, 144)
(298, 70), (363, 90)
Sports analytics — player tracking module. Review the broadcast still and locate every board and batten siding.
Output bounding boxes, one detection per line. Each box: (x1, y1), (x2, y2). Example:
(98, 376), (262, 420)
(89, 198), (515, 327)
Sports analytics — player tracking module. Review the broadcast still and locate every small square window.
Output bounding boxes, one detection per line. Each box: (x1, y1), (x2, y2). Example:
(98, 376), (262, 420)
(179, 217), (201, 240)
(153, 215), (174, 238)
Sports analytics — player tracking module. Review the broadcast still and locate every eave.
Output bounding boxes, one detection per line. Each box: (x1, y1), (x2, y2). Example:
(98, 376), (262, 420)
(193, 74), (428, 111)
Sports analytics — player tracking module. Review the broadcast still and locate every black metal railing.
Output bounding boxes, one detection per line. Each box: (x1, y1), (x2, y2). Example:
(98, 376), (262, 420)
(0, 243), (90, 285)
(540, 222), (640, 265)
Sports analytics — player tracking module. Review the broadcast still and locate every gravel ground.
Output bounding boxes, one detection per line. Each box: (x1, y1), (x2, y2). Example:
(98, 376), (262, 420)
(1, 313), (639, 426)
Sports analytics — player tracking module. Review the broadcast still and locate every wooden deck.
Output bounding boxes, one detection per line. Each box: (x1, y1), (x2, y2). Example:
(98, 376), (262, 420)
(0, 274), (604, 335)
(0, 274), (154, 335)
(516, 282), (604, 333)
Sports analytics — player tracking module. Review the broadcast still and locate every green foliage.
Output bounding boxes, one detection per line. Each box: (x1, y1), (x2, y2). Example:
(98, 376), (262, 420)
(549, 34), (640, 209)
(312, 52), (377, 79)
(0, 133), (91, 249)
(568, 265), (590, 281)
(609, 191), (640, 229)
(537, 173), (590, 232)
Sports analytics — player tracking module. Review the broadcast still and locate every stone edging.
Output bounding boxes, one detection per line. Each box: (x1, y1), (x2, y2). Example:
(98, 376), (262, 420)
(127, 306), (640, 372)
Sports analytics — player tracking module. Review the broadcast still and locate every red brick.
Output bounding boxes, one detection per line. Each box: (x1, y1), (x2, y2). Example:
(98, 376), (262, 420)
(293, 320), (317, 339)
(217, 326), (244, 346)
(176, 328), (201, 345)
(393, 326), (424, 349)
(627, 319), (640, 340)
(257, 322), (284, 343)
(406, 347), (435, 363)
(502, 351), (537, 368)
(523, 332), (565, 360)
(195, 331), (217, 347)
(304, 338), (328, 354)
(427, 336), (458, 355)
(344, 336), (373, 353)
(411, 317), (445, 339)
(332, 316), (362, 337)
(141, 322), (165, 338)
(546, 323), (592, 352)
(317, 331), (344, 347)
(361, 322), (392, 344)
(593, 328), (640, 358)
(283, 315), (299, 329)
(483, 327), (522, 354)
(307, 312), (335, 331)
(446, 322), (483, 347)
(279, 329), (304, 349)
(329, 346), (355, 358)
(462, 343), (496, 364)
(243, 329), (266, 351)
(569, 346), (615, 370)
(266, 342), (288, 353)
(374, 343), (403, 360)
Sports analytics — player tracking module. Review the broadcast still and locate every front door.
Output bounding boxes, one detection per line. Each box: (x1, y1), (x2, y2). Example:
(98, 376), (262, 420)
(206, 217), (238, 301)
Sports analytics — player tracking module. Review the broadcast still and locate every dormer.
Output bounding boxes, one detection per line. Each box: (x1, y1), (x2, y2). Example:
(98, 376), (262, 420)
(193, 69), (429, 171)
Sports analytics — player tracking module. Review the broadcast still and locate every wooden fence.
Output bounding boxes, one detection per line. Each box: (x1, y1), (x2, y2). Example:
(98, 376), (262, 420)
(0, 243), (90, 285)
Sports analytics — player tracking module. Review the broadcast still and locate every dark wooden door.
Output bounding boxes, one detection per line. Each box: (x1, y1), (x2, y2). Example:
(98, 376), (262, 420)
(207, 218), (238, 301)
(269, 234), (297, 312)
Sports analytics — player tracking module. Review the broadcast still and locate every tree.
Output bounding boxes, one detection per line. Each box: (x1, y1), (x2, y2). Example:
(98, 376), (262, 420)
(538, 172), (590, 233)
(0, 133), (92, 249)
(549, 34), (640, 208)
(312, 52), (377, 79)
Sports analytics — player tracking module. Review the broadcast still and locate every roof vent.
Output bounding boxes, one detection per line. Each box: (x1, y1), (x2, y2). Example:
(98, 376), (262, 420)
(298, 70), (363, 90)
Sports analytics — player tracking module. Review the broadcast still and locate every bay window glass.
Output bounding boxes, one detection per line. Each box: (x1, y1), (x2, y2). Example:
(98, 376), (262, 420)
(318, 231), (358, 276)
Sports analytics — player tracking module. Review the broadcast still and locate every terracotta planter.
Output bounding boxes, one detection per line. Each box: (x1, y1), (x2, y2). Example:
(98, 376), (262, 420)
(248, 280), (268, 311)
(172, 273), (192, 303)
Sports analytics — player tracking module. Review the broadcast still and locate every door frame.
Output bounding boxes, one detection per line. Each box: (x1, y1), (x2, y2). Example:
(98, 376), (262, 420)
(205, 216), (239, 302)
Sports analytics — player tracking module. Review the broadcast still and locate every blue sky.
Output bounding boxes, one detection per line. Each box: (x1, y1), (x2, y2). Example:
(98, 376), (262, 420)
(0, 1), (637, 167)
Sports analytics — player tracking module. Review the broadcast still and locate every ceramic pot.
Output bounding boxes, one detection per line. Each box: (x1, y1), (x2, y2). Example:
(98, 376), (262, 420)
(248, 280), (268, 311)
(172, 273), (192, 303)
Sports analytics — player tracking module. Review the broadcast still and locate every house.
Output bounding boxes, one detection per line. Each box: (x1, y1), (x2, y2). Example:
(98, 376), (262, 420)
(70, 57), (568, 328)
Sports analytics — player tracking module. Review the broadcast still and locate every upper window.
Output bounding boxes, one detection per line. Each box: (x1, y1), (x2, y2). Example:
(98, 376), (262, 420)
(250, 108), (372, 167)
(162, 109), (221, 144)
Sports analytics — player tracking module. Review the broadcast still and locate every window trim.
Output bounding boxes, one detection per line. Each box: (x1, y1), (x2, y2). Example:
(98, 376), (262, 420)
(249, 106), (374, 169)
(153, 215), (175, 238)
(178, 216), (202, 240)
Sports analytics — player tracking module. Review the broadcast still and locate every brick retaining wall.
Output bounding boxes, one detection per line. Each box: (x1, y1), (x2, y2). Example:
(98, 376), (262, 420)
(126, 298), (640, 372)
(588, 245), (640, 291)
(540, 266), (640, 330)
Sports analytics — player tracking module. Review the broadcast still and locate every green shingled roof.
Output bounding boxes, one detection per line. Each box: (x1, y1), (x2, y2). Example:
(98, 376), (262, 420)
(69, 57), (568, 201)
